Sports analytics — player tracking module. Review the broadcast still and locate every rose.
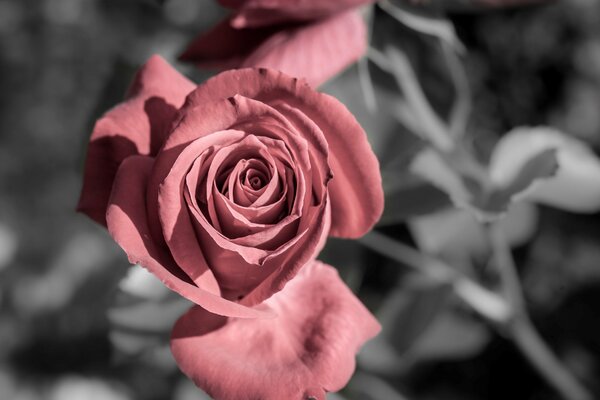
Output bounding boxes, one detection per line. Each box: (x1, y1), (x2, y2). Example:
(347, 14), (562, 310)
(80, 55), (383, 398)
(180, 0), (374, 87)
(78, 55), (383, 319)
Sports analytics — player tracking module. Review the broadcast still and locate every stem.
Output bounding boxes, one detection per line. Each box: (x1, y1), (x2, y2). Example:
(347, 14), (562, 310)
(384, 46), (455, 152)
(377, 0), (465, 52)
(358, 5), (377, 113)
(486, 223), (592, 400)
(440, 41), (471, 140)
(360, 231), (510, 324)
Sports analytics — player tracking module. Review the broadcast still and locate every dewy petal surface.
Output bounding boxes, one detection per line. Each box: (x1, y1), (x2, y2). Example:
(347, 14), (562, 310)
(184, 68), (384, 238)
(171, 260), (381, 400)
(78, 55), (195, 225)
(106, 155), (274, 319)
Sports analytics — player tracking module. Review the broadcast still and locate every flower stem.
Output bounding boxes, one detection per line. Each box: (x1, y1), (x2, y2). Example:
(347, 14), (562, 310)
(486, 223), (592, 400)
(360, 231), (510, 324)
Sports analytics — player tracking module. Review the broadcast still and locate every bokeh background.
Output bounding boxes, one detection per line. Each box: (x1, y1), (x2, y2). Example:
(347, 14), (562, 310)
(1, 0), (600, 399)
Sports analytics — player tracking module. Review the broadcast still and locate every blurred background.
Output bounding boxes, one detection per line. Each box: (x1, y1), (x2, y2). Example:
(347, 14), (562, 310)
(1, 0), (600, 399)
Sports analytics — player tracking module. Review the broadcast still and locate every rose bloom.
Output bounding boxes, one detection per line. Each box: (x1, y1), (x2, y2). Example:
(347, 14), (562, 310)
(78, 56), (383, 399)
(180, 0), (375, 87)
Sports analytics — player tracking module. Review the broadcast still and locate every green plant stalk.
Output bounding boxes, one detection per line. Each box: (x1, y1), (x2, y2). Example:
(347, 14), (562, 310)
(360, 231), (510, 324)
(486, 223), (592, 400)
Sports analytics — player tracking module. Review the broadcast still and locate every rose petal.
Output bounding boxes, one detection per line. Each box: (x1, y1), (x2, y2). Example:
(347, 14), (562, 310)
(240, 11), (367, 87)
(106, 155), (274, 319)
(153, 97), (326, 303)
(78, 55), (194, 225)
(179, 17), (279, 69)
(171, 260), (381, 400)
(241, 199), (331, 307)
(181, 11), (367, 87)
(219, 0), (373, 27)
(185, 68), (383, 238)
(159, 130), (246, 286)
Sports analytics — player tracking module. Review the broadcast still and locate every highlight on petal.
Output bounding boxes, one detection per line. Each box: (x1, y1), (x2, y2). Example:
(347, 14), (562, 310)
(489, 127), (600, 213)
(78, 55), (195, 225)
(106, 155), (274, 319)
(171, 260), (380, 400)
(185, 68), (384, 238)
(181, 11), (367, 88)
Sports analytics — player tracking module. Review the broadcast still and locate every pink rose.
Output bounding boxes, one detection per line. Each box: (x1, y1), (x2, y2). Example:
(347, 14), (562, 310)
(79, 54), (383, 314)
(78, 56), (382, 396)
(180, 0), (374, 87)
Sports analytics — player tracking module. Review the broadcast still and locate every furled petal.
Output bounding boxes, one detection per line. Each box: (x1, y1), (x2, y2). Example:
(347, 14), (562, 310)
(219, 0), (373, 27)
(489, 127), (600, 212)
(185, 68), (384, 238)
(181, 11), (367, 88)
(171, 260), (381, 400)
(156, 98), (318, 301)
(78, 55), (195, 225)
(106, 155), (274, 319)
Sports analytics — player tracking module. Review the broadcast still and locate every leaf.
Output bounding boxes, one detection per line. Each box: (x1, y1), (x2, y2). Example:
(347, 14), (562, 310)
(477, 147), (559, 213)
(489, 127), (600, 213)
(409, 148), (472, 206)
(108, 265), (191, 359)
(359, 276), (451, 374)
(411, 126), (600, 219)
(0, 223), (17, 271)
(409, 201), (539, 257)
(379, 170), (453, 225)
(404, 306), (490, 362)
(359, 276), (491, 374)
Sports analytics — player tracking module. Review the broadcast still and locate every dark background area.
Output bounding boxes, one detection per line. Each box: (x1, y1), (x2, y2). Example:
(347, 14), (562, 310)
(1, 0), (599, 399)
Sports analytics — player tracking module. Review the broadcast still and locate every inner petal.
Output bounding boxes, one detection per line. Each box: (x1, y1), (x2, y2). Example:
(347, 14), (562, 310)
(244, 166), (269, 191)
(231, 158), (273, 205)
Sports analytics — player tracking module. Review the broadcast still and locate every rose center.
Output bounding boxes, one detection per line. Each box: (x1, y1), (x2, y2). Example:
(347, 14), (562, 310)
(242, 165), (269, 192)
(249, 176), (263, 189)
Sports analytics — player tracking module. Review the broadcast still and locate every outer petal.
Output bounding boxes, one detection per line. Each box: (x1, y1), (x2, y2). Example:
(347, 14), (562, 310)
(78, 55), (195, 225)
(171, 260), (381, 400)
(184, 68), (384, 238)
(219, 0), (373, 27)
(106, 155), (274, 319)
(240, 11), (367, 87)
(179, 17), (279, 70)
(181, 11), (367, 88)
